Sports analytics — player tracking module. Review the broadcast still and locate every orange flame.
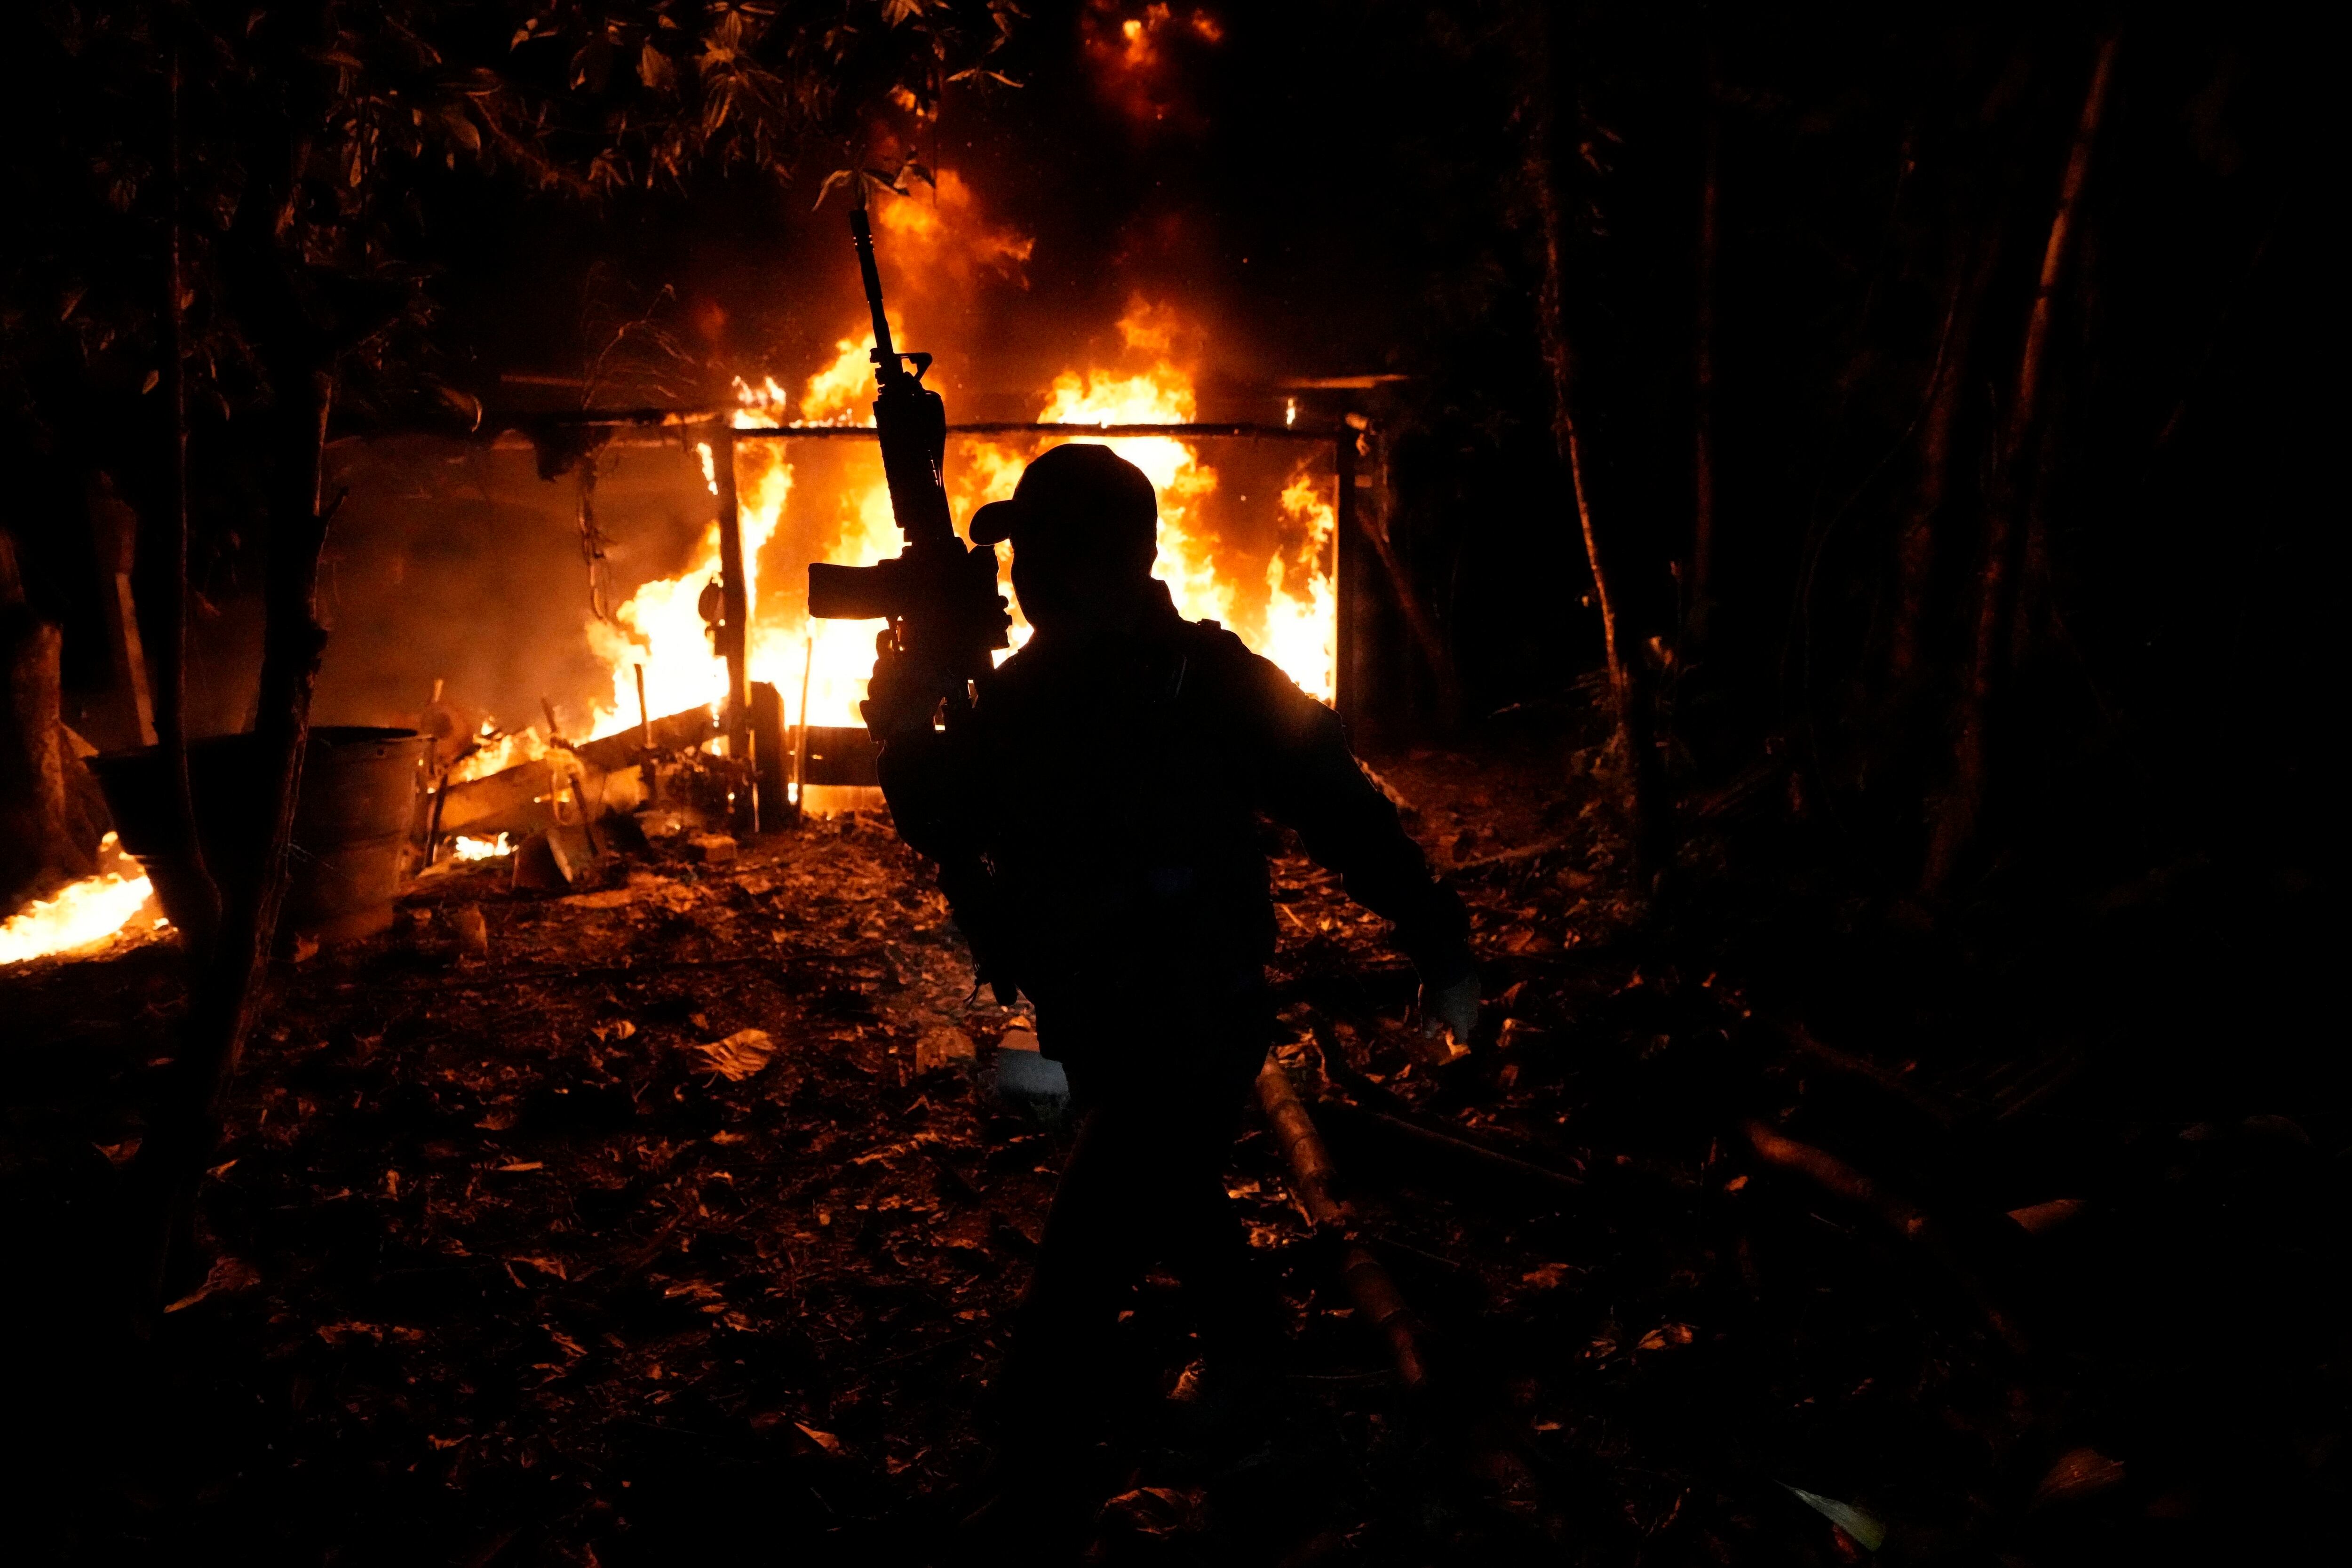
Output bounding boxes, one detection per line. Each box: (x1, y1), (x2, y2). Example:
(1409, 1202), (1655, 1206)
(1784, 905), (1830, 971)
(574, 194), (1333, 754)
(962, 299), (1338, 701)
(0, 836), (162, 966)
(1261, 468), (1340, 701)
(582, 435), (796, 739)
(445, 723), (549, 784)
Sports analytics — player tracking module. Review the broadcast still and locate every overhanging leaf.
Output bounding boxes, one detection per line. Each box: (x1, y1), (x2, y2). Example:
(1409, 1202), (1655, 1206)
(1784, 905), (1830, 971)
(812, 167), (855, 209)
(639, 42), (676, 92)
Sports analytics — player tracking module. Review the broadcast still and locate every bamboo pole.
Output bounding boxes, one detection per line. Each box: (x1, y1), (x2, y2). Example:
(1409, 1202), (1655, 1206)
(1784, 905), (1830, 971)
(1256, 1061), (1428, 1389)
(1922, 31), (2118, 899)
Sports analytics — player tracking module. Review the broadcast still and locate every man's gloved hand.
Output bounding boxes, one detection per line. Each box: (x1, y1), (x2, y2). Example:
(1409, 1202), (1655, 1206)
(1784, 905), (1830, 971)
(860, 634), (946, 741)
(1418, 971), (1482, 1047)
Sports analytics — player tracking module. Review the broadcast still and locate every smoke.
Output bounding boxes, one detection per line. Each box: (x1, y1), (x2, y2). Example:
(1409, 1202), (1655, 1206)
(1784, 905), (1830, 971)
(311, 435), (712, 738)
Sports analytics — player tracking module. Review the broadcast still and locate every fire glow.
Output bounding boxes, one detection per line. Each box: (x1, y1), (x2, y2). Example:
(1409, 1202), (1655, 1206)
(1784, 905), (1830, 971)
(447, 723), (549, 786)
(0, 836), (161, 967)
(565, 171), (1336, 749)
(579, 312), (1339, 744)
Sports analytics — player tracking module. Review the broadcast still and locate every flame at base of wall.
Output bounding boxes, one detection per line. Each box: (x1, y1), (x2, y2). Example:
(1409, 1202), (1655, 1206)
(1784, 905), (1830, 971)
(0, 836), (165, 967)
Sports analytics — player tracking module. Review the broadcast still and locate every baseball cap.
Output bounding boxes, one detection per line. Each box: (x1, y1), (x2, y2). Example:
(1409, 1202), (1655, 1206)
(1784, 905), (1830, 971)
(968, 442), (1158, 555)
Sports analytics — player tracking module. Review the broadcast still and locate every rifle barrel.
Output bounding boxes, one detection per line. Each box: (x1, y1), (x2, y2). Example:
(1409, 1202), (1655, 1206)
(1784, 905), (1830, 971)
(849, 207), (898, 370)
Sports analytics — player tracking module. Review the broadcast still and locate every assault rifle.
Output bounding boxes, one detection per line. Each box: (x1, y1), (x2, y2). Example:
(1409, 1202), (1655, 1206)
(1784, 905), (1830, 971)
(808, 181), (1018, 1001)
(806, 181), (1010, 725)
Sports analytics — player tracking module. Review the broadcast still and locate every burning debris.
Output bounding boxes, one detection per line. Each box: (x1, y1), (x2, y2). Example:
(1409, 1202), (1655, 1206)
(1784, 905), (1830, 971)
(0, 834), (164, 966)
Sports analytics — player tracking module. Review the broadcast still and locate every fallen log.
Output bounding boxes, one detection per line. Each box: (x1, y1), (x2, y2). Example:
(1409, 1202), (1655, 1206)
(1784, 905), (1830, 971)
(1743, 1120), (2029, 1355)
(570, 704), (721, 774)
(1256, 1059), (1428, 1389)
(1776, 1019), (1962, 1130)
(434, 756), (583, 842)
(1312, 1095), (1583, 1202)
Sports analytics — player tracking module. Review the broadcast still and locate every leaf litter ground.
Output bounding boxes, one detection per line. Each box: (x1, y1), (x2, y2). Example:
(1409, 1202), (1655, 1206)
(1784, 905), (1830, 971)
(1, 733), (2335, 1565)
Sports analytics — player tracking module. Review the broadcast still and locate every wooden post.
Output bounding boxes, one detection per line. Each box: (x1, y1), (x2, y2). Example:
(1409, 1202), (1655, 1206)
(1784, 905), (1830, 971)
(710, 422), (754, 826)
(1334, 432), (1365, 732)
(87, 475), (156, 750)
(1339, 424), (1460, 734)
(712, 423), (748, 733)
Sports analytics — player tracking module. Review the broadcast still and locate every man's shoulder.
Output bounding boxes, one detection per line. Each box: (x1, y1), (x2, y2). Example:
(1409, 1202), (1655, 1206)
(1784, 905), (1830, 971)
(993, 615), (1251, 675)
(1172, 616), (1289, 700)
(1172, 618), (1339, 748)
(1176, 615), (1256, 664)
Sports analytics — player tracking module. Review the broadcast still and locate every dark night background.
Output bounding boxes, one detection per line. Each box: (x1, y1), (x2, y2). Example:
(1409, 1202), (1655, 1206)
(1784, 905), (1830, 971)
(0, 2), (2338, 1563)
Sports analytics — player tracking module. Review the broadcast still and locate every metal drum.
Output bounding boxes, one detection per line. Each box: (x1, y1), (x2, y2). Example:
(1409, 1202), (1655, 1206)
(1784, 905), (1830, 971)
(91, 726), (429, 948)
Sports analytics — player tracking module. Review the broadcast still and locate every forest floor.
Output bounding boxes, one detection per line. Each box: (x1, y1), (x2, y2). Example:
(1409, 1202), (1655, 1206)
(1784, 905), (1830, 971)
(1, 725), (2337, 1565)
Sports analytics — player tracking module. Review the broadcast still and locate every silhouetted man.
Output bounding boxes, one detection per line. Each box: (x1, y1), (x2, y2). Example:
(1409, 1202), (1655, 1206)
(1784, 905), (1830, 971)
(863, 442), (1476, 1537)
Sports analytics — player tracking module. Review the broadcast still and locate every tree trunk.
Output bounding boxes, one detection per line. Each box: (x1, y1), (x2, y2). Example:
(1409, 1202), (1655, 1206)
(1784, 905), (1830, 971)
(1687, 39), (1721, 653)
(150, 44), (221, 957)
(2010, 363), (2072, 673)
(1, 613), (95, 901)
(1887, 215), (2005, 696)
(1920, 31), (2118, 900)
(1525, 4), (1667, 878)
(132, 367), (336, 1307)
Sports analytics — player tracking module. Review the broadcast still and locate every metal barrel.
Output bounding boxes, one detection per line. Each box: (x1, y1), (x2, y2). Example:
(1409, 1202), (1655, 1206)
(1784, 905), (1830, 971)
(89, 726), (429, 948)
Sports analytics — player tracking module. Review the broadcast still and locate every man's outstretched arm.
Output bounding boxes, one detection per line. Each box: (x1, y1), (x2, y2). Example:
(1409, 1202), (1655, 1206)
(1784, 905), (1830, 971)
(1239, 653), (1478, 1033)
